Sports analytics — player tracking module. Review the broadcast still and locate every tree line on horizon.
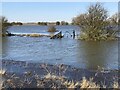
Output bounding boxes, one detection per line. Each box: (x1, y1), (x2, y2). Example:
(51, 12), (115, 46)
(0, 20), (69, 26)
(38, 21), (69, 25)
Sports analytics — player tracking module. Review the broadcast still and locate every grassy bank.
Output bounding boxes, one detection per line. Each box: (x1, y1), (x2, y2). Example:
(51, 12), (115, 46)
(1, 60), (119, 89)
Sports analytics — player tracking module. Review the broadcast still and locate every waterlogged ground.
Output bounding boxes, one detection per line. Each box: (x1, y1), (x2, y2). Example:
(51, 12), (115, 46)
(2, 25), (118, 70)
(1, 25), (119, 89)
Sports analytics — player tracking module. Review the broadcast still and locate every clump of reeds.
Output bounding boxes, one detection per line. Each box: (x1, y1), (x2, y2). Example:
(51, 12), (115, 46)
(48, 26), (57, 32)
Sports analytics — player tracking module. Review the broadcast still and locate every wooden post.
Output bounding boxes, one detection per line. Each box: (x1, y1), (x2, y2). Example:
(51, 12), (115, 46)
(73, 30), (75, 39)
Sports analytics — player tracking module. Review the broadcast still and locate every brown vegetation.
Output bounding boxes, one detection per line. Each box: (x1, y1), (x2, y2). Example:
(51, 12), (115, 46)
(1, 60), (119, 89)
(72, 3), (118, 41)
(48, 26), (57, 32)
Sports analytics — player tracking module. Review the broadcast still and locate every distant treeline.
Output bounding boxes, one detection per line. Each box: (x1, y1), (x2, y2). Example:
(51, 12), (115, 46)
(38, 21), (69, 26)
(2, 22), (23, 26)
(11, 22), (23, 25)
(5, 21), (70, 26)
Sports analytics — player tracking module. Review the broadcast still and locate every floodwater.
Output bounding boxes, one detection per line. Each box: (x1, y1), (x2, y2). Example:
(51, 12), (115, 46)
(2, 25), (118, 70)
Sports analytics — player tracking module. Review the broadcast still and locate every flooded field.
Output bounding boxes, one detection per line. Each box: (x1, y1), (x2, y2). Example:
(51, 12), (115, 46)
(2, 25), (118, 70)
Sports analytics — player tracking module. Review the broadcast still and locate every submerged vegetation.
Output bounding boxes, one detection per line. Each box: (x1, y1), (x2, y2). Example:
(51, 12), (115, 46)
(15, 33), (52, 37)
(48, 25), (57, 32)
(72, 3), (119, 41)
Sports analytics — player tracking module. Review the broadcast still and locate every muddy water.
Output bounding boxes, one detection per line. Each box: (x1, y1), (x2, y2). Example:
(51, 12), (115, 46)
(2, 25), (118, 70)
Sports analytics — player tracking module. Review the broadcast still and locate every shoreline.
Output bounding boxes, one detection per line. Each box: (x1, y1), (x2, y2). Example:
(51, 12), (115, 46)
(1, 60), (119, 89)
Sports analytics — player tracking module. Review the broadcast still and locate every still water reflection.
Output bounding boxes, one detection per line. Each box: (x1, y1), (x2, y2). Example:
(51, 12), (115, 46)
(77, 41), (118, 69)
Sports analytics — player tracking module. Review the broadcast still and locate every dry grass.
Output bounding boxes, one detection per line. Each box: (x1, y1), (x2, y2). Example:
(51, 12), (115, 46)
(2, 62), (119, 89)
(0, 69), (6, 90)
(38, 64), (119, 89)
(113, 81), (119, 89)
(0, 69), (6, 75)
(21, 34), (43, 37)
(41, 73), (101, 89)
(41, 73), (119, 89)
(41, 73), (78, 88)
(0, 78), (3, 90)
(2, 70), (119, 89)
(43, 73), (66, 81)
(80, 77), (100, 89)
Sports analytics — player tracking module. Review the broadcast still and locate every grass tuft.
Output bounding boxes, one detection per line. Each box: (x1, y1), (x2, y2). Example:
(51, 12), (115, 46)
(48, 26), (57, 32)
(0, 69), (6, 75)
(80, 77), (100, 89)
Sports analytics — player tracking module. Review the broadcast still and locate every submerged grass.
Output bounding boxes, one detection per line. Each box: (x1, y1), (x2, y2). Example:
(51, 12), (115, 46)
(17, 34), (45, 37)
(78, 32), (118, 41)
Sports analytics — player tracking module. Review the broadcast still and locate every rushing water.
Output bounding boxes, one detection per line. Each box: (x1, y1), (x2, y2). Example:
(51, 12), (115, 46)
(2, 25), (118, 70)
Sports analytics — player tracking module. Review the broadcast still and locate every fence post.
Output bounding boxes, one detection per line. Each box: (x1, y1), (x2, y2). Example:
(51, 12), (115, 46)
(73, 30), (75, 39)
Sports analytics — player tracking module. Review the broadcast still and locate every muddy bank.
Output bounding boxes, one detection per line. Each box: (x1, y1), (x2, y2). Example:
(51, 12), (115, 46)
(1, 60), (119, 89)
